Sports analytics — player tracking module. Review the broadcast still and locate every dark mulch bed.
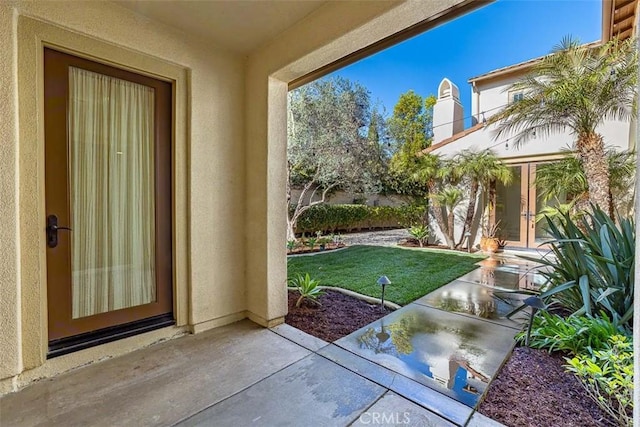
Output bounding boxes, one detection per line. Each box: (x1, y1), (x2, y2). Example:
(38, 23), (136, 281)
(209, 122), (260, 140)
(479, 346), (613, 427)
(285, 289), (392, 342)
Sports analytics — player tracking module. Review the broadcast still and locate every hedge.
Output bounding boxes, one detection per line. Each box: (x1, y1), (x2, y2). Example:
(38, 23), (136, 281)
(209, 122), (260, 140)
(293, 204), (427, 235)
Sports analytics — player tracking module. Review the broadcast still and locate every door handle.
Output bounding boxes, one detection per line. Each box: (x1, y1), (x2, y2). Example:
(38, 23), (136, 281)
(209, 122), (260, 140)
(46, 214), (72, 248)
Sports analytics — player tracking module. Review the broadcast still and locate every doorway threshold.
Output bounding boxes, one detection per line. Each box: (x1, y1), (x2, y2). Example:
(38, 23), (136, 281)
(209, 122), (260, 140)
(48, 313), (174, 359)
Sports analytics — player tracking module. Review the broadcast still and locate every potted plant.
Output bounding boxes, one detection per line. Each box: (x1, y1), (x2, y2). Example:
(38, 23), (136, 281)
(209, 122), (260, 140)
(480, 221), (501, 253)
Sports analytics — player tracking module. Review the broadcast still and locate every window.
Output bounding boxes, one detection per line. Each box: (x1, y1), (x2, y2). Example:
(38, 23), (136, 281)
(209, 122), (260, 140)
(509, 90), (524, 104)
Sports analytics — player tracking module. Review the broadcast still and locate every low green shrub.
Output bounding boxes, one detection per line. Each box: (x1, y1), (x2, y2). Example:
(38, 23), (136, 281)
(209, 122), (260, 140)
(566, 335), (634, 426)
(286, 239), (298, 252)
(305, 236), (318, 250)
(292, 204), (427, 235)
(395, 203), (429, 227)
(288, 273), (324, 307)
(517, 311), (622, 354)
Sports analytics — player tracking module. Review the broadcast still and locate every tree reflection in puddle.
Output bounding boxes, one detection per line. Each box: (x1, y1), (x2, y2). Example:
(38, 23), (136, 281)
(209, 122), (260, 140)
(355, 312), (490, 407)
(436, 295), (499, 319)
(428, 283), (528, 320)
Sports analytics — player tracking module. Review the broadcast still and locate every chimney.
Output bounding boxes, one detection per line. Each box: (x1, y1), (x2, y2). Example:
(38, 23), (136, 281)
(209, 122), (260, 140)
(433, 78), (464, 144)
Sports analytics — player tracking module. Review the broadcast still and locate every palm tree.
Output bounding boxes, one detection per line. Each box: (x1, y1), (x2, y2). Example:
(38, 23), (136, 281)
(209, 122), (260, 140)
(452, 149), (512, 248)
(413, 154), (460, 249)
(432, 186), (464, 249)
(490, 36), (637, 216)
(390, 151), (450, 236)
(535, 149), (636, 216)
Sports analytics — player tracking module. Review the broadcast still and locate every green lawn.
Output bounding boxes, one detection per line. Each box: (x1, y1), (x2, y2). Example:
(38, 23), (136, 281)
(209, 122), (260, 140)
(287, 245), (483, 306)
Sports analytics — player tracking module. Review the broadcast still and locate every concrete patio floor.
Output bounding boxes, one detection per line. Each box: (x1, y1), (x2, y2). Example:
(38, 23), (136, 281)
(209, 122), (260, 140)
(0, 253), (540, 427)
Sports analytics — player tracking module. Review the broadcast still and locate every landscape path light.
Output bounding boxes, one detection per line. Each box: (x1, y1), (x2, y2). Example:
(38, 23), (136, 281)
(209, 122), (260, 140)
(377, 275), (391, 312)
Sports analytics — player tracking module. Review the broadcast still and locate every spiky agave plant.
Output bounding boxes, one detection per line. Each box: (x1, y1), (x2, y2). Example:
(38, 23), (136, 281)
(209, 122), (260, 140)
(515, 206), (634, 331)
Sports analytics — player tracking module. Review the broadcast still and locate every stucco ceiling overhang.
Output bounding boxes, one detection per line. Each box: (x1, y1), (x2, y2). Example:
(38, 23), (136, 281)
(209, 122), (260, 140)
(115, 0), (329, 54)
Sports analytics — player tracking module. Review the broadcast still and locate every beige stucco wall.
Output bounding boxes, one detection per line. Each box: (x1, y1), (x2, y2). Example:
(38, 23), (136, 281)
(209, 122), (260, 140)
(1, 0), (246, 385)
(1, 0), (477, 390)
(0, 4), (22, 383)
(244, 0), (475, 326)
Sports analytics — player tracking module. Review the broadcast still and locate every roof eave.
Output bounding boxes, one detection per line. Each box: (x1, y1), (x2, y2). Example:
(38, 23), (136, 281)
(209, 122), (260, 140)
(467, 61), (537, 84)
(602, 0), (614, 42)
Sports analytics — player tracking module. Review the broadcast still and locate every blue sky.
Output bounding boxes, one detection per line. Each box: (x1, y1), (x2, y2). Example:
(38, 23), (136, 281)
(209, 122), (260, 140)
(328, 0), (601, 127)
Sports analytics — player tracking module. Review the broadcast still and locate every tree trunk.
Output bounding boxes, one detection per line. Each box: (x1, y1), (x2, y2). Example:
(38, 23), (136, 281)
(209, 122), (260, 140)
(286, 218), (297, 242)
(286, 179), (337, 242)
(446, 211), (456, 249)
(427, 180), (455, 249)
(456, 180), (479, 248)
(576, 133), (612, 217)
(573, 195), (591, 218)
(286, 162), (296, 241)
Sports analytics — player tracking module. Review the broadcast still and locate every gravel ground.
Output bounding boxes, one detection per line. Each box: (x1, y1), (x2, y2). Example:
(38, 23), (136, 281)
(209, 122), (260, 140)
(340, 228), (411, 246)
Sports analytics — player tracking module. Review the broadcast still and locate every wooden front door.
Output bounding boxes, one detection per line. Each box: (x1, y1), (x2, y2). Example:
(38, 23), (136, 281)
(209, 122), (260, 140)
(44, 48), (173, 354)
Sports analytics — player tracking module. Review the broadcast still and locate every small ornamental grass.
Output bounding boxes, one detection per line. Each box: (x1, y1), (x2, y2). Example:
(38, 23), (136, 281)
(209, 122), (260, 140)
(288, 273), (324, 308)
(408, 224), (429, 247)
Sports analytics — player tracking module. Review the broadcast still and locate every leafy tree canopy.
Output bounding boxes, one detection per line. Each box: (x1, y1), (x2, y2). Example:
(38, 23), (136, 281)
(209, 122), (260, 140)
(288, 77), (386, 194)
(286, 76), (389, 239)
(386, 91), (437, 198)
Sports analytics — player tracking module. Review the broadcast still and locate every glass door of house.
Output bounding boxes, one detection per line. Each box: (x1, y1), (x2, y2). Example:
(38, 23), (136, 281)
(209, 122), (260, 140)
(495, 164), (533, 248)
(44, 49), (174, 355)
(495, 162), (567, 249)
(494, 163), (541, 249)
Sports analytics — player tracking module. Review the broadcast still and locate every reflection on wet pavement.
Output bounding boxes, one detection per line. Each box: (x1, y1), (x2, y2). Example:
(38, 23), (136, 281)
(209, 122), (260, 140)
(335, 305), (518, 408)
(457, 264), (547, 292)
(421, 256), (545, 324)
(415, 280), (528, 325)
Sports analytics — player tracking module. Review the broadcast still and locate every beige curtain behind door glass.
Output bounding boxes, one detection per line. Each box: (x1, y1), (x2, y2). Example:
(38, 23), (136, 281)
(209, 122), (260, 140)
(69, 67), (156, 319)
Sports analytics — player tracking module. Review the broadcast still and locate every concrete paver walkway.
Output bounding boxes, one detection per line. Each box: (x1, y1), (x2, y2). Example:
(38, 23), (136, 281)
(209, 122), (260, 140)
(1, 252), (539, 427)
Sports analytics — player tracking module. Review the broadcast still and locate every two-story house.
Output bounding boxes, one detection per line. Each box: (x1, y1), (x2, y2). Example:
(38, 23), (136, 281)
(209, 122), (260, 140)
(426, 49), (634, 250)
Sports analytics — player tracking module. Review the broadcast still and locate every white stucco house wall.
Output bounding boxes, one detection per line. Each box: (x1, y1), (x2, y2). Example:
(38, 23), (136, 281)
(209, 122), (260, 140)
(426, 50), (634, 250)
